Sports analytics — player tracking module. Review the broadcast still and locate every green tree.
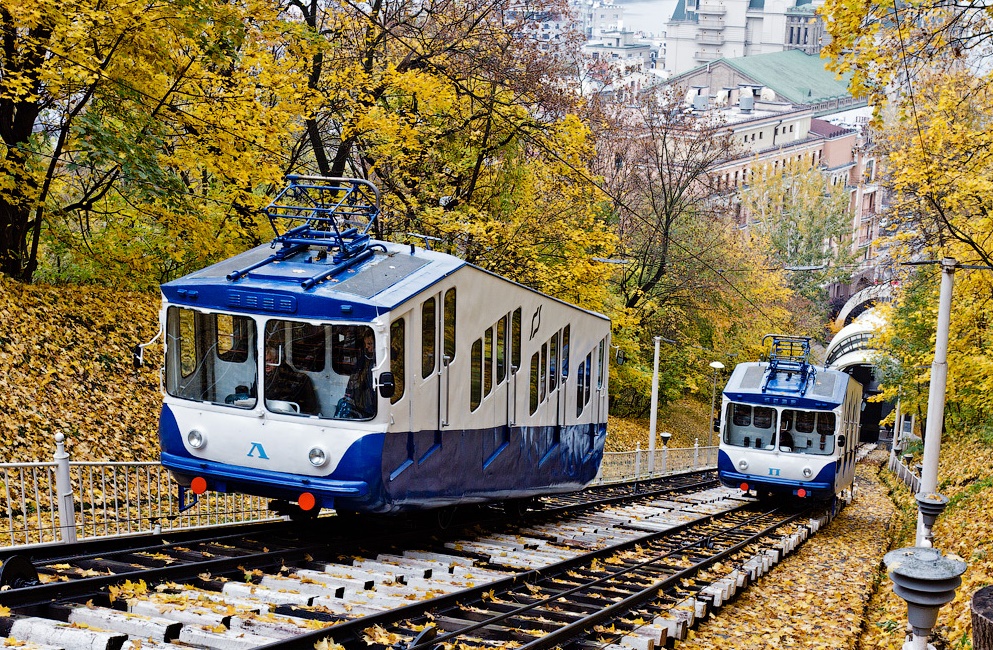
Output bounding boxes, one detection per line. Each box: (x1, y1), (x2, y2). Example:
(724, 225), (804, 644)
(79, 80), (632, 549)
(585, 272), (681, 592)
(740, 161), (856, 306)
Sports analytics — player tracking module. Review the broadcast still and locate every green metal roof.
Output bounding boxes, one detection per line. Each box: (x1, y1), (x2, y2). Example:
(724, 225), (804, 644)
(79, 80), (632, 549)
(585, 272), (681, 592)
(722, 50), (853, 104)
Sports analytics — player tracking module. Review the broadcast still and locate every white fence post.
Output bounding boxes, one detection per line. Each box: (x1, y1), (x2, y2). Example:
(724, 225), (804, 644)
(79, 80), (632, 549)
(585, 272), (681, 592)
(53, 432), (77, 544)
(694, 438), (699, 469)
(634, 443), (641, 480)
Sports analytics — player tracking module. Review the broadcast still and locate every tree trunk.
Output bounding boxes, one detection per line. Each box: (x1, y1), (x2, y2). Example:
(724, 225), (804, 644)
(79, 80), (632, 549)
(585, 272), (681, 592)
(973, 586), (993, 650)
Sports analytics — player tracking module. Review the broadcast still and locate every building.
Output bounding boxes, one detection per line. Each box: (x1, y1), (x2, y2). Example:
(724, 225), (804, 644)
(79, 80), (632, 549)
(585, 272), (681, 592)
(668, 51), (882, 300)
(664, 0), (829, 77)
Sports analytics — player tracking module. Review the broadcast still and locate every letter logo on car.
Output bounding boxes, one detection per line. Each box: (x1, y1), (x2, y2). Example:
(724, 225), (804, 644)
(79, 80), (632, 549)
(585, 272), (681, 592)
(247, 442), (270, 459)
(768, 468), (781, 476)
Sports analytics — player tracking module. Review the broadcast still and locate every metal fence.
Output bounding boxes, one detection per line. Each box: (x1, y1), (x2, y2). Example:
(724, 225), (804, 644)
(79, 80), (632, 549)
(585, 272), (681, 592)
(2, 434), (718, 551)
(595, 440), (718, 485)
(1, 434), (279, 550)
(888, 449), (922, 493)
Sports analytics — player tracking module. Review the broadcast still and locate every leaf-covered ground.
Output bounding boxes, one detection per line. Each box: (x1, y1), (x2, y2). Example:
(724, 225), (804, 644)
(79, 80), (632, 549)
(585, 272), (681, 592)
(859, 436), (993, 650)
(0, 278), (161, 463)
(679, 452), (898, 649)
(606, 398), (712, 452)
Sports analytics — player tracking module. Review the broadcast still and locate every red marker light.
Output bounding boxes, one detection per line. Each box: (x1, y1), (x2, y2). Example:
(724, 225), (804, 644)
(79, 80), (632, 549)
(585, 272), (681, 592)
(190, 476), (207, 495)
(740, 483), (749, 492)
(797, 488), (807, 498)
(298, 492), (316, 511)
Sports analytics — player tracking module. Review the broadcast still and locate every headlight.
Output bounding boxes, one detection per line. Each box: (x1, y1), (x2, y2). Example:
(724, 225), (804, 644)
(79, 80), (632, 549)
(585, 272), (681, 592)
(187, 429), (205, 449)
(802, 466), (813, 478)
(308, 447), (328, 467)
(737, 459), (749, 470)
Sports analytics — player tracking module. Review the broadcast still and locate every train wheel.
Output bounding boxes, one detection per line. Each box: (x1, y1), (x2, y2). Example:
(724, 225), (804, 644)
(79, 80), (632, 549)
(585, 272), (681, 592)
(503, 498), (530, 519)
(436, 506), (457, 530)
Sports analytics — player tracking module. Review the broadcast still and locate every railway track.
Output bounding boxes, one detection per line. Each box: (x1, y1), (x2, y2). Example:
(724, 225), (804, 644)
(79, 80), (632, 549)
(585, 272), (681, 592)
(0, 473), (839, 650)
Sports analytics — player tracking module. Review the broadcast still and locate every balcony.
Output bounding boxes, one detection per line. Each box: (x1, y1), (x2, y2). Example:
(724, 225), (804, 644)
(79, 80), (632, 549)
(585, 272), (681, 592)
(694, 50), (722, 61)
(697, 3), (727, 14)
(698, 17), (725, 29)
(698, 32), (725, 45)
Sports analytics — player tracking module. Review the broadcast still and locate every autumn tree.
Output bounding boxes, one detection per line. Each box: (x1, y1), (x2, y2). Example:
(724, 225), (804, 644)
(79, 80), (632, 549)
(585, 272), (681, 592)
(591, 88), (795, 414)
(0, 0), (314, 286)
(740, 161), (856, 306)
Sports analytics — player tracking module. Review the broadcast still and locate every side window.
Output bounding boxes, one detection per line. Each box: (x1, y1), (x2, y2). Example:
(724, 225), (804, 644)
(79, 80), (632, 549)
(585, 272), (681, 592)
(512, 308), (522, 372)
(484, 326), (494, 396)
(548, 333), (558, 392)
(561, 325), (570, 381)
(597, 338), (606, 389)
(216, 314), (251, 363)
(540, 342), (548, 402)
(390, 318), (405, 404)
(584, 351), (592, 405)
(496, 316), (507, 383)
(444, 288), (457, 361)
(470, 338), (482, 411)
(421, 297), (436, 379)
(529, 352), (540, 414)
(576, 356), (586, 417)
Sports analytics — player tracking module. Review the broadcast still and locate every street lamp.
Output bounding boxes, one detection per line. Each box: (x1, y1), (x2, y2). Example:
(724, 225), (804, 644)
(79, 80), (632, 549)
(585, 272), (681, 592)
(708, 361), (725, 450)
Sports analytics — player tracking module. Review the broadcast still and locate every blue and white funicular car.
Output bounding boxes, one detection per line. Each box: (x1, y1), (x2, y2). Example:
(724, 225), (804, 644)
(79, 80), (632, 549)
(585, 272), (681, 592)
(156, 177), (611, 516)
(717, 335), (862, 501)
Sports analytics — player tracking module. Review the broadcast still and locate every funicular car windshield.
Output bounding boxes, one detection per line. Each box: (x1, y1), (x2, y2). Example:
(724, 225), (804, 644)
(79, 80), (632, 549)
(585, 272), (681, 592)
(165, 307), (377, 420)
(723, 403), (836, 455)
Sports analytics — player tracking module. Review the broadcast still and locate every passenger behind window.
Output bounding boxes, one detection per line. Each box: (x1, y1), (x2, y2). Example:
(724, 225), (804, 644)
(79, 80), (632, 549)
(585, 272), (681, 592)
(264, 345), (320, 415)
(336, 331), (377, 419)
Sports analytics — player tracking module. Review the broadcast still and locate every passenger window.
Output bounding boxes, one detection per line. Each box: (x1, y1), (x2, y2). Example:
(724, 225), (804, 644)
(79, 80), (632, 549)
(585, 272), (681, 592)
(548, 334), (558, 392)
(561, 325), (570, 381)
(470, 338), (482, 411)
(444, 288), (456, 361)
(422, 298), (436, 379)
(540, 342), (547, 402)
(753, 407), (774, 429)
(584, 351), (592, 405)
(795, 411), (815, 433)
(817, 412), (836, 435)
(484, 326), (493, 396)
(390, 319), (405, 404)
(732, 404), (751, 426)
(576, 356), (586, 417)
(496, 316), (507, 383)
(177, 308), (197, 377)
(512, 308), (522, 372)
(216, 314), (251, 363)
(290, 321), (325, 372)
(598, 338), (606, 389)
(529, 352), (539, 414)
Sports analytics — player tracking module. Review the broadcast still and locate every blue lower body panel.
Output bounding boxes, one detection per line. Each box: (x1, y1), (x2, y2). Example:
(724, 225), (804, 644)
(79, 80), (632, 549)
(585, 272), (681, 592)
(161, 417), (607, 514)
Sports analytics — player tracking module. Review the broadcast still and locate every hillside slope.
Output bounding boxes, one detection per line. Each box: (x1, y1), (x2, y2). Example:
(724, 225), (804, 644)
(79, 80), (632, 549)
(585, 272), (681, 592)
(0, 279), (161, 463)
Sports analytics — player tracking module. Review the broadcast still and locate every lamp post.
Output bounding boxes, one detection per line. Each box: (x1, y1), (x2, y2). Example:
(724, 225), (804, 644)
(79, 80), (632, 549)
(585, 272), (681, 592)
(648, 336), (661, 475)
(708, 361), (725, 450)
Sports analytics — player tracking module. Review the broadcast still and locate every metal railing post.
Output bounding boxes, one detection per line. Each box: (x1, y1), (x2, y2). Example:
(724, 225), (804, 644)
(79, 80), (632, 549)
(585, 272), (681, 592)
(53, 432), (77, 544)
(694, 438), (699, 469)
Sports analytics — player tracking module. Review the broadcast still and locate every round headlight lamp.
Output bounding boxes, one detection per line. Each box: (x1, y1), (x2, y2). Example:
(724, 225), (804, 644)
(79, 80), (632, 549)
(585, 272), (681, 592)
(187, 429), (206, 449)
(308, 447), (328, 467)
(802, 466), (813, 478)
(737, 459), (749, 471)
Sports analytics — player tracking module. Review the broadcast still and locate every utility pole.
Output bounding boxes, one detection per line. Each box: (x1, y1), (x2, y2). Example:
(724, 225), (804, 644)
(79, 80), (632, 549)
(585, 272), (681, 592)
(649, 336), (661, 474)
(917, 258), (956, 546)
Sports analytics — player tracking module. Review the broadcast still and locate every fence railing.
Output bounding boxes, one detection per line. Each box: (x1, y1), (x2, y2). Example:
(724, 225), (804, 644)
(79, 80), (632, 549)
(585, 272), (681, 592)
(595, 440), (718, 485)
(1, 434), (279, 550)
(888, 449), (922, 493)
(2, 434), (719, 551)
